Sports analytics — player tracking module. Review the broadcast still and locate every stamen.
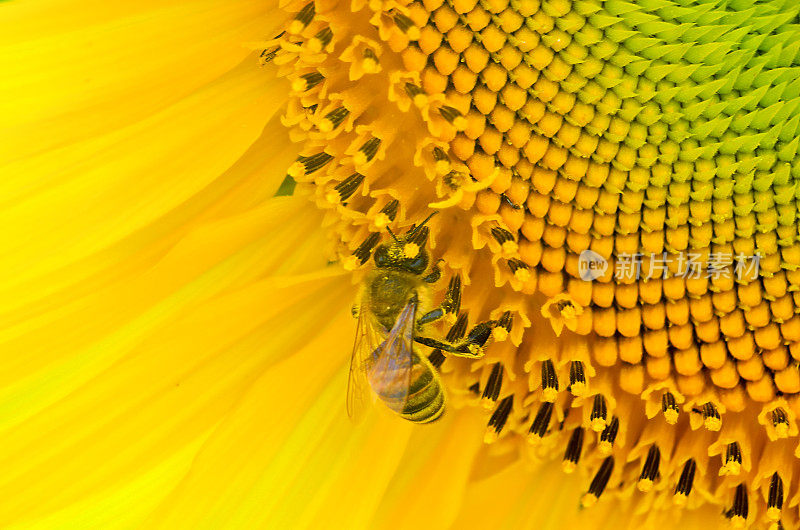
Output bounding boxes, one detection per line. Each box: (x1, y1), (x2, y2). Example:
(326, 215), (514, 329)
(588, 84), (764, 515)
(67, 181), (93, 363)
(371, 200), (399, 228)
(582, 456), (614, 507)
(590, 394), (608, 431)
(562, 427), (584, 473)
(722, 442), (742, 475)
(491, 227), (515, 244)
(288, 152), (333, 177)
(259, 46), (280, 64)
(492, 311), (513, 341)
(393, 13), (420, 40)
(568, 360), (586, 396)
(442, 275), (462, 315)
(361, 48), (380, 74)
(319, 107), (349, 132)
(768, 472), (783, 521)
(661, 392), (680, 424)
(541, 359), (559, 402)
(379, 200), (399, 221)
(406, 225), (430, 247)
(500, 194), (521, 210)
(355, 137), (382, 165)
(446, 312), (469, 342)
(438, 106), (467, 130)
(443, 170), (467, 190)
(728, 484), (748, 526)
(468, 382), (480, 395)
(673, 459), (696, 505)
(701, 402), (721, 431)
(772, 408), (790, 438)
(507, 259), (531, 282)
(481, 363), (504, 407)
(638, 445), (661, 492)
(308, 27), (333, 53)
(293, 71), (325, 92)
(332, 173), (365, 203)
(289, 3), (315, 34)
(404, 83), (428, 108)
(485, 395), (514, 443)
(598, 416), (619, 454)
(527, 401), (553, 440)
(432, 147), (450, 175)
(351, 232), (381, 266)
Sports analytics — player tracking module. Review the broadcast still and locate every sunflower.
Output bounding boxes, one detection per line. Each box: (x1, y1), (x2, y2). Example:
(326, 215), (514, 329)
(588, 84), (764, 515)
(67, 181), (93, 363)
(2, 0), (799, 528)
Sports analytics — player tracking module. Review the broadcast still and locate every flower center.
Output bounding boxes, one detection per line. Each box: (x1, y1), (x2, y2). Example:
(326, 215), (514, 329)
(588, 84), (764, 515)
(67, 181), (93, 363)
(267, 0), (800, 525)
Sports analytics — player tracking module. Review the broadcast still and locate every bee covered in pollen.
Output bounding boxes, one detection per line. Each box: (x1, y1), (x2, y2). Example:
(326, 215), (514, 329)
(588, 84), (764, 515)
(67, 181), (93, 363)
(347, 213), (498, 423)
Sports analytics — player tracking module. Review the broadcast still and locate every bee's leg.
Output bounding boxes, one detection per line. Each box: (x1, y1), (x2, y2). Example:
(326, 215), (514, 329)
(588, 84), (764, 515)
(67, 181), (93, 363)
(421, 268), (441, 284)
(415, 336), (452, 350)
(432, 319), (500, 358)
(415, 319), (496, 359)
(414, 336), (484, 359)
(463, 320), (496, 347)
(427, 313), (468, 368)
(452, 320), (497, 356)
(416, 275), (462, 329)
(417, 307), (445, 326)
(421, 259), (445, 283)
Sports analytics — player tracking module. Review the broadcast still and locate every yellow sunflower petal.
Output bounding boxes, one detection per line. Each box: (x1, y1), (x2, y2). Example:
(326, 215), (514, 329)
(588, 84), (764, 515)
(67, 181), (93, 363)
(0, 194), (342, 527)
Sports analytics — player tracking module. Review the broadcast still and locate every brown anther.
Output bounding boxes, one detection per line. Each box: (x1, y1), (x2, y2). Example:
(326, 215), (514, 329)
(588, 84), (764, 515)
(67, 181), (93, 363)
(297, 71), (325, 91)
(772, 407), (790, 437)
(289, 3), (315, 33)
(569, 360), (586, 396)
(701, 402), (721, 431)
(727, 484), (748, 524)
(598, 416), (619, 454)
(673, 459), (696, 503)
(582, 456), (614, 507)
(491, 227), (515, 244)
(320, 107), (350, 132)
(562, 427), (584, 473)
(768, 472), (784, 521)
(528, 401), (553, 439)
(356, 137), (381, 164)
(723, 442), (742, 475)
(638, 445), (661, 492)
(485, 395), (514, 442)
(333, 173), (365, 202)
(352, 232), (381, 265)
(541, 359), (559, 402)
(481, 362), (504, 403)
(661, 392), (679, 424)
(590, 394), (608, 431)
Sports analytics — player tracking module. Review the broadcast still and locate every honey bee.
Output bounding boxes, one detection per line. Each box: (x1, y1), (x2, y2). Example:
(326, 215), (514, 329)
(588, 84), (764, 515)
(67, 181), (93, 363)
(347, 214), (497, 423)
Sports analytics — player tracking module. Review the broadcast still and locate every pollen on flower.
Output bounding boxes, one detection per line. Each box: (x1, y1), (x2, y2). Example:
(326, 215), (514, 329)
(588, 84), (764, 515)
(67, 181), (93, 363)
(267, 0), (800, 524)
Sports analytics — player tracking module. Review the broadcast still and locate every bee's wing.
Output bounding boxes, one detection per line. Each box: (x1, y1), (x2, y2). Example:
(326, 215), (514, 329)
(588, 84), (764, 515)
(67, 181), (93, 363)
(346, 306), (383, 423)
(365, 298), (417, 414)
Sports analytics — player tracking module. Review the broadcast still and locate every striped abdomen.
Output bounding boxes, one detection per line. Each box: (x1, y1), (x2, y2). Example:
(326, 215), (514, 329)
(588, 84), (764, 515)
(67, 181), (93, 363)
(369, 352), (445, 423)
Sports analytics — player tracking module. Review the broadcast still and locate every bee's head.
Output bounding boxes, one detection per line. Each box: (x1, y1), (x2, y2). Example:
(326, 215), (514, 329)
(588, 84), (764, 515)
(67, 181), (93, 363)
(373, 213), (436, 274)
(373, 238), (429, 274)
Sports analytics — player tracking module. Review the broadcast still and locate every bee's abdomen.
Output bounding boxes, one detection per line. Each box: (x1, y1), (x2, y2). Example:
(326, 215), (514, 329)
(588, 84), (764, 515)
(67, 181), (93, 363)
(400, 356), (445, 423)
(370, 351), (445, 423)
